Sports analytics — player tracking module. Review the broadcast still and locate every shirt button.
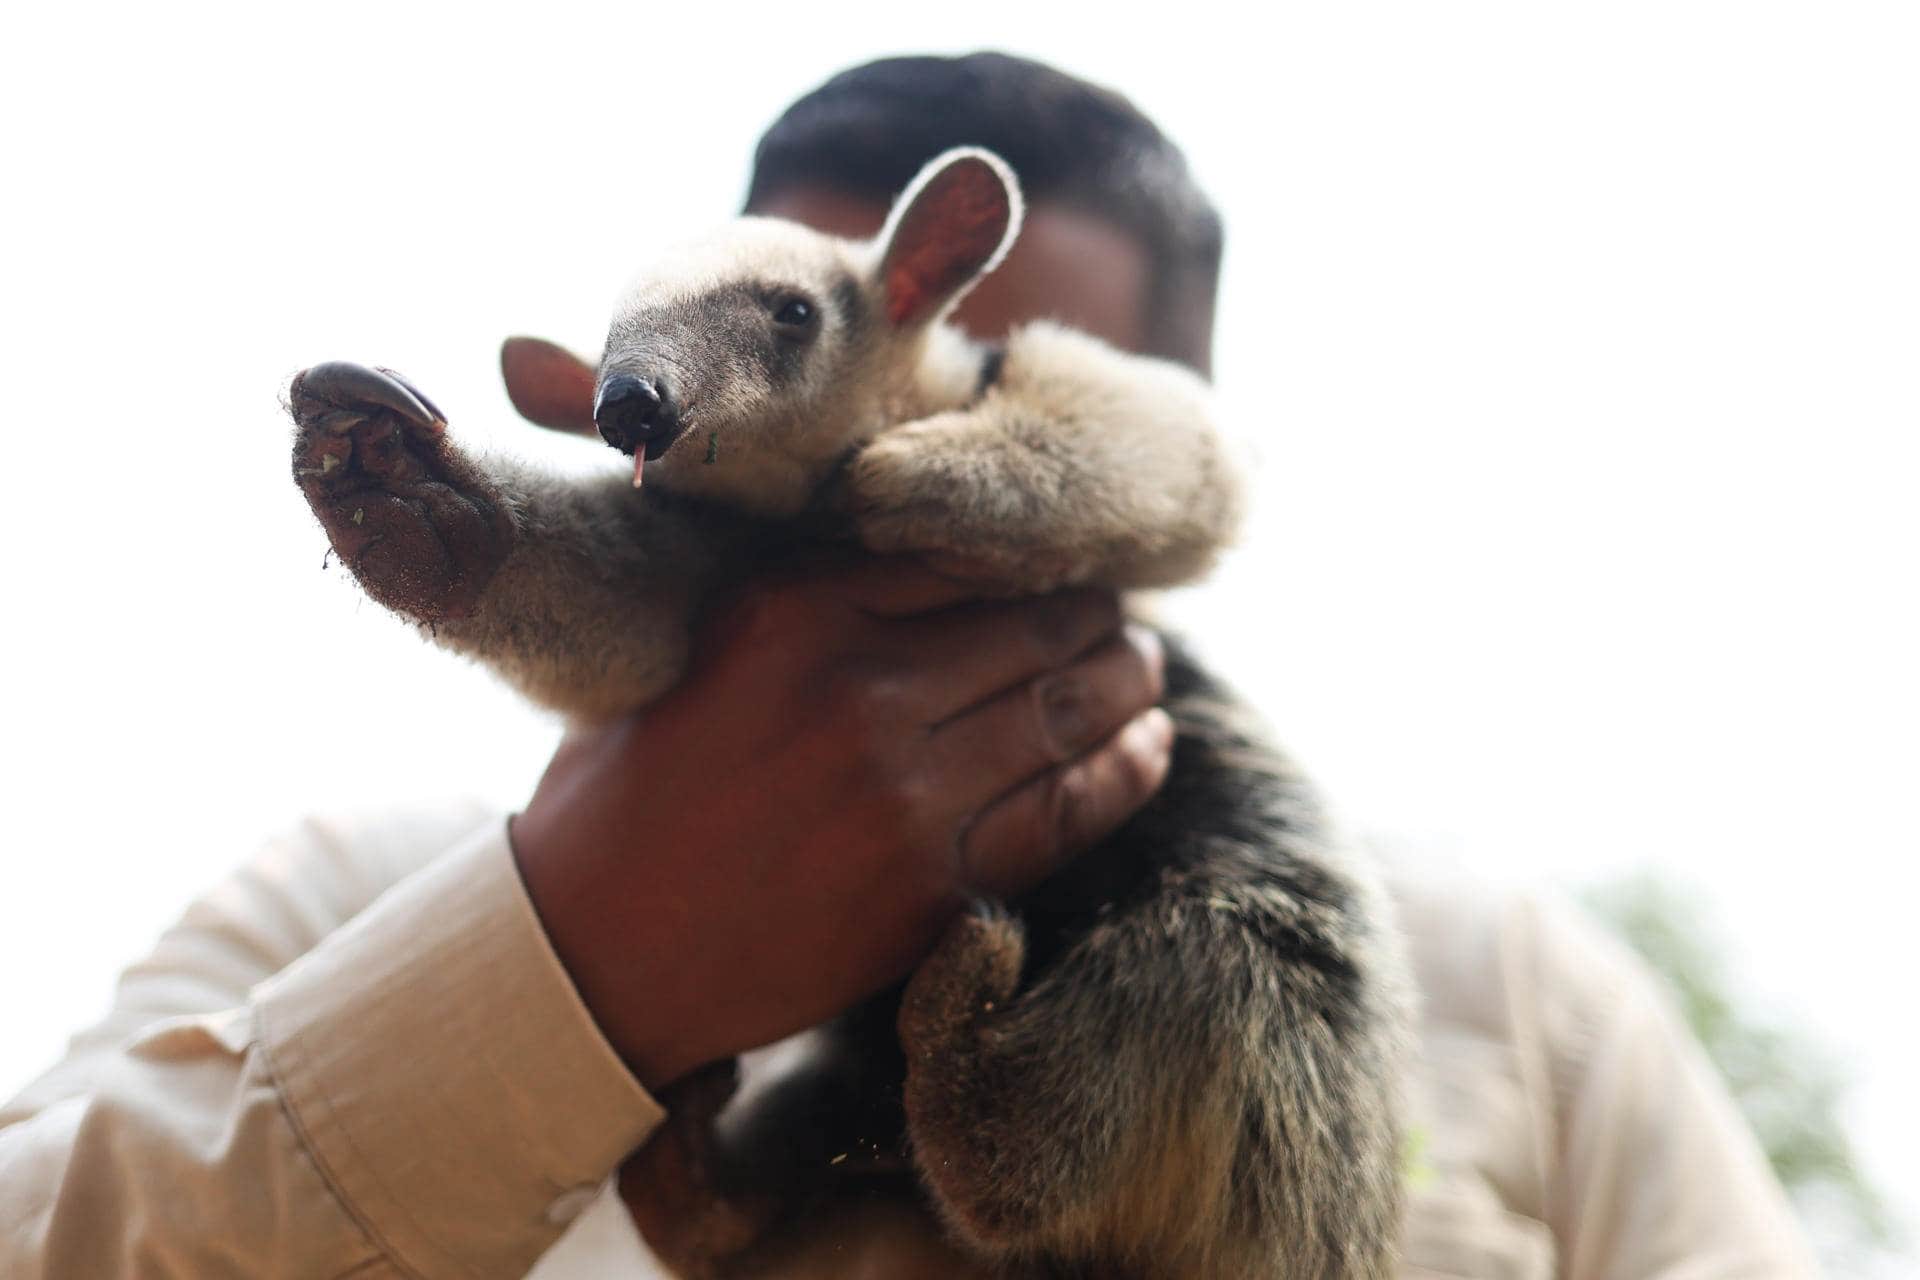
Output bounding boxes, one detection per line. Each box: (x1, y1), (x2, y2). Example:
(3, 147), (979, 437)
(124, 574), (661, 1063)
(544, 1184), (600, 1225)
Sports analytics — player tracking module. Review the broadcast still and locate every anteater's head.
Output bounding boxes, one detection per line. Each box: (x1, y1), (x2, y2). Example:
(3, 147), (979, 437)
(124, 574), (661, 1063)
(500, 148), (1024, 516)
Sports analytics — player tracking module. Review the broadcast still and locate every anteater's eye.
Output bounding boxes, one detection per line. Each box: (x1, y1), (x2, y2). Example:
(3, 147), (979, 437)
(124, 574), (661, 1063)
(772, 297), (815, 327)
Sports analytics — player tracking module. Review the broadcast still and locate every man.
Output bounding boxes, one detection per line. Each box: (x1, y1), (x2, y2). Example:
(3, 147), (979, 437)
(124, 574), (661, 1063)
(0, 53), (1817, 1279)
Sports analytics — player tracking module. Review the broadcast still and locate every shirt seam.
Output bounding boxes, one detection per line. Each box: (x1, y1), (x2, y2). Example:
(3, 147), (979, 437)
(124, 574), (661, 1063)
(254, 1001), (438, 1280)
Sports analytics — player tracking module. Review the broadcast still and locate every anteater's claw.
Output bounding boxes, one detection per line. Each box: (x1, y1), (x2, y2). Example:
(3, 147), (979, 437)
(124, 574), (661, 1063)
(377, 366), (447, 424)
(298, 361), (441, 430)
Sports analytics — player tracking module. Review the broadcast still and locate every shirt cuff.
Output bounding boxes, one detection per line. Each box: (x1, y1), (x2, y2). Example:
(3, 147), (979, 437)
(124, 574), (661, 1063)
(254, 817), (665, 1279)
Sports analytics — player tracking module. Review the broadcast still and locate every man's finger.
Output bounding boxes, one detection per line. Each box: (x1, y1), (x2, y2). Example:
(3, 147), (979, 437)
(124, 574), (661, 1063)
(927, 626), (1164, 816)
(891, 589), (1126, 722)
(826, 556), (997, 617)
(959, 707), (1176, 899)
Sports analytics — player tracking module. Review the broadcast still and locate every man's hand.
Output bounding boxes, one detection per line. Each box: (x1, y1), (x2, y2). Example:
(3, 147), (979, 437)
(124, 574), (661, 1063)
(509, 558), (1171, 1091)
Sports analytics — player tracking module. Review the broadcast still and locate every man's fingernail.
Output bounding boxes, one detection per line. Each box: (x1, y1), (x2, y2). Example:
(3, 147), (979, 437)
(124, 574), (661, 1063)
(1120, 708), (1176, 773)
(1137, 706), (1175, 752)
(1123, 623), (1165, 676)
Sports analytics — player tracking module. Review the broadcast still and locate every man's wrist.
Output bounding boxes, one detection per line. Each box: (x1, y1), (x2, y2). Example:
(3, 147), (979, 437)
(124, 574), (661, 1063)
(507, 809), (710, 1090)
(255, 817), (664, 1274)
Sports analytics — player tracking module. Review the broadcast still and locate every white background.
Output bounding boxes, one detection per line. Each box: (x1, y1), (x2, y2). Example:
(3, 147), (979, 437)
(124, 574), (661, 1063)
(2, 0), (1914, 1259)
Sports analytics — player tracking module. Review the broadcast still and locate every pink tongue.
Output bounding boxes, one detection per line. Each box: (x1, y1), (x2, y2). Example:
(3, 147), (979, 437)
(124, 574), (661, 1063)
(631, 453), (646, 489)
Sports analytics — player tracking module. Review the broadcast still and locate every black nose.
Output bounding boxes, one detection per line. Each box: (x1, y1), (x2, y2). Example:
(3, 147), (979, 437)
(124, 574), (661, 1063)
(595, 374), (678, 457)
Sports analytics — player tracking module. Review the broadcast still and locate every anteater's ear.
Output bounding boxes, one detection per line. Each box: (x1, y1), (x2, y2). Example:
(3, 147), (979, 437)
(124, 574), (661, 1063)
(500, 336), (599, 437)
(875, 148), (1023, 329)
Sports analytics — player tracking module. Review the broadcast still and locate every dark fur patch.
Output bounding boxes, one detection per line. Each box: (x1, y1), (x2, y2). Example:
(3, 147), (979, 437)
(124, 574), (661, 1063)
(613, 285), (802, 389)
(891, 634), (1403, 1273)
(976, 343), (1007, 397)
(831, 272), (868, 337)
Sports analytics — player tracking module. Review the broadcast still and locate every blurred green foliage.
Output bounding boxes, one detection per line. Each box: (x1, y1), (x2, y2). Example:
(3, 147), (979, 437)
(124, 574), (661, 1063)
(1583, 874), (1904, 1271)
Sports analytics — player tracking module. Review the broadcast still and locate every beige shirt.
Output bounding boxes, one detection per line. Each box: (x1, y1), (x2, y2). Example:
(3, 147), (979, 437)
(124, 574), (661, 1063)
(0, 804), (1819, 1279)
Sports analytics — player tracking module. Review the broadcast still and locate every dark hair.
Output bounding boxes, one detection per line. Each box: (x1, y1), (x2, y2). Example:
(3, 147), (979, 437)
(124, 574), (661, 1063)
(746, 52), (1223, 374)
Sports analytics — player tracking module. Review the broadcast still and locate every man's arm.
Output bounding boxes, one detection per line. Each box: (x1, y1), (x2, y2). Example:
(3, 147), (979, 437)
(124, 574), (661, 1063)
(0, 561), (1171, 1278)
(0, 807), (666, 1280)
(1519, 893), (1824, 1280)
(1393, 867), (1821, 1279)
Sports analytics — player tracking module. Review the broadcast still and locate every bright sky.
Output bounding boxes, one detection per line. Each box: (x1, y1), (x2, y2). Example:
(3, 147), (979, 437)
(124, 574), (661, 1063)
(3, 0), (1914, 1257)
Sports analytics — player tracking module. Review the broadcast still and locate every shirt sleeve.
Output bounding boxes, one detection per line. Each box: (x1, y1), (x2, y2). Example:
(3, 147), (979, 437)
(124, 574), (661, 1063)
(0, 807), (666, 1280)
(1513, 893), (1824, 1280)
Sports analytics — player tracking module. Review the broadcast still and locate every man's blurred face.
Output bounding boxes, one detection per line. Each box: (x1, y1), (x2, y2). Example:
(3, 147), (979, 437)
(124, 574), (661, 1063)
(751, 185), (1151, 355)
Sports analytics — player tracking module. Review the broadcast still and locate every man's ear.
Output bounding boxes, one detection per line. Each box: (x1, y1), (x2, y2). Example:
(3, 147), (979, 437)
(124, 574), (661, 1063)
(875, 148), (1024, 328)
(500, 336), (599, 437)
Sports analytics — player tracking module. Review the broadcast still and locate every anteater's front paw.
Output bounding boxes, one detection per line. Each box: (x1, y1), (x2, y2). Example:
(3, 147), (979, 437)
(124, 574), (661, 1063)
(288, 362), (514, 622)
(849, 426), (1085, 593)
(620, 1060), (782, 1280)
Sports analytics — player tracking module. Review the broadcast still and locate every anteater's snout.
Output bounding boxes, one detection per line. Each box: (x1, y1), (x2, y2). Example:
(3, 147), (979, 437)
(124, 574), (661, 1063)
(595, 374), (682, 459)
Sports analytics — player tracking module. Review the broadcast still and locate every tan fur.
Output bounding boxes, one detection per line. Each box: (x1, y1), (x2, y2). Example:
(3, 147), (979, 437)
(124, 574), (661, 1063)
(851, 321), (1240, 592)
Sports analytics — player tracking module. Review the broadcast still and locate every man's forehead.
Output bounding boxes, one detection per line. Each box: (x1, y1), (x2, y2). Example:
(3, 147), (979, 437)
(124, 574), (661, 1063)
(749, 185), (892, 240)
(752, 183), (1150, 355)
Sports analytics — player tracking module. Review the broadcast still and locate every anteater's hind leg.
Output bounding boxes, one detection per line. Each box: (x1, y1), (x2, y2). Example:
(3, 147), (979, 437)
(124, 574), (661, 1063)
(897, 843), (1404, 1278)
(620, 1061), (787, 1280)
